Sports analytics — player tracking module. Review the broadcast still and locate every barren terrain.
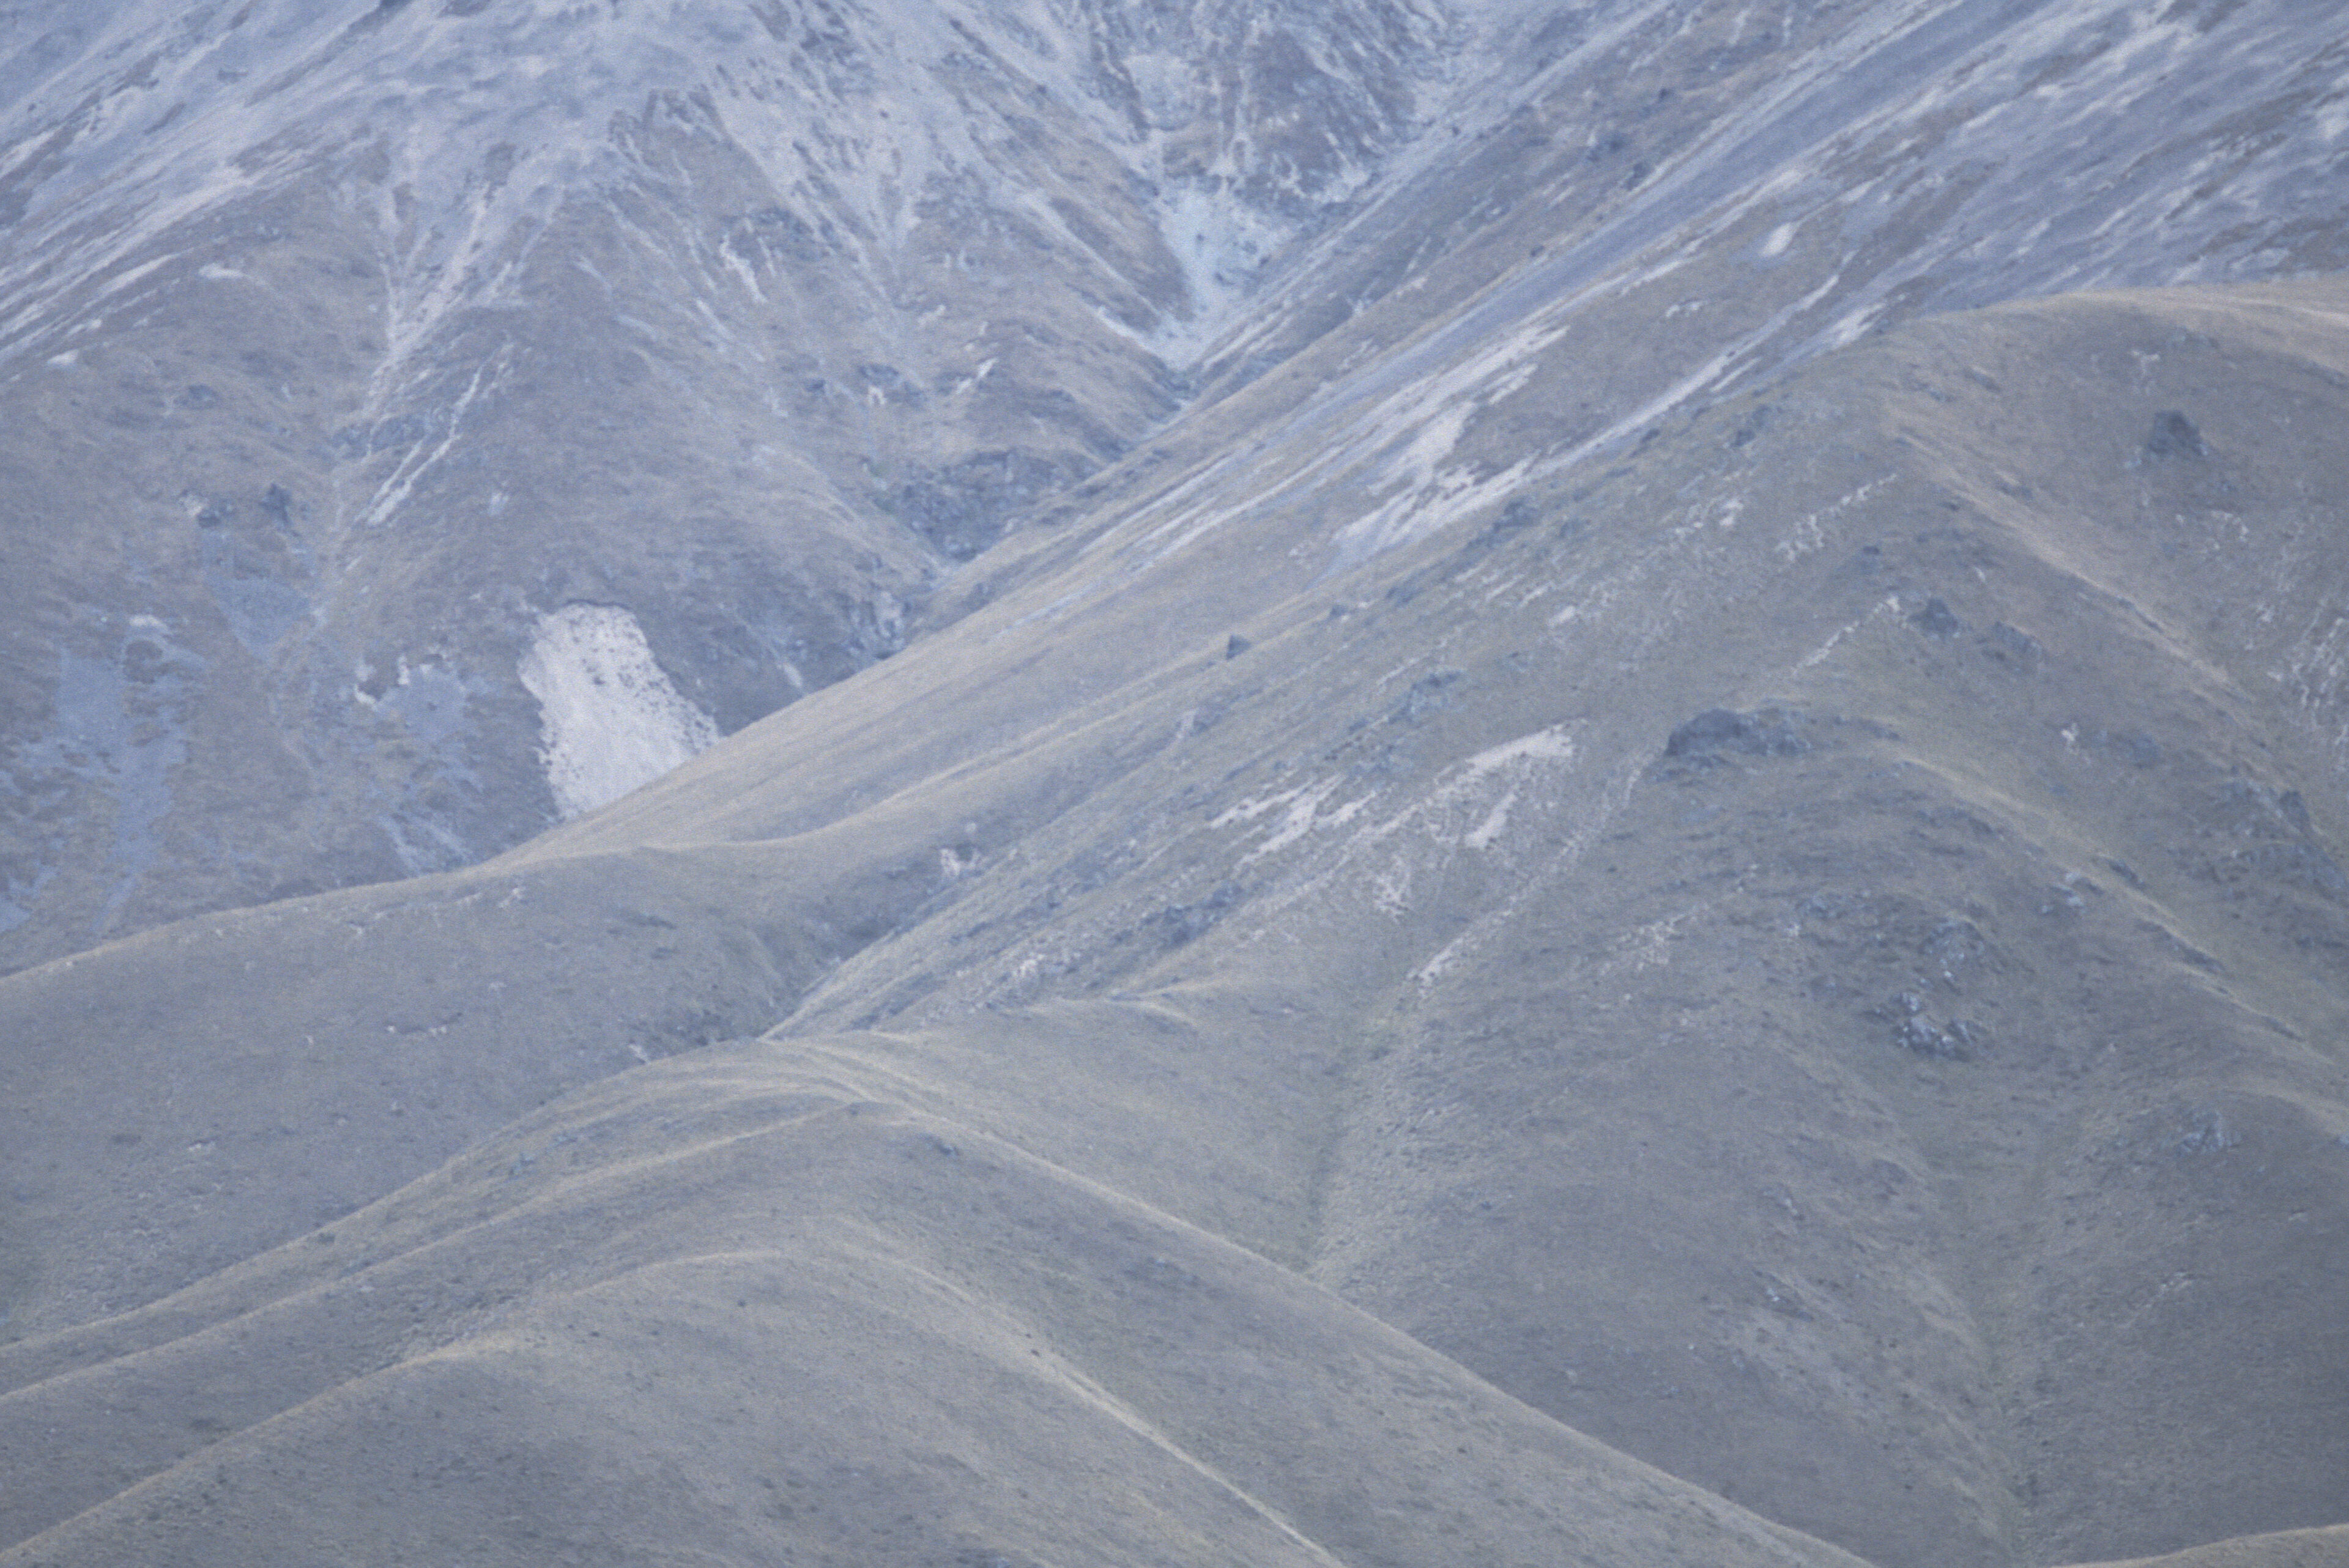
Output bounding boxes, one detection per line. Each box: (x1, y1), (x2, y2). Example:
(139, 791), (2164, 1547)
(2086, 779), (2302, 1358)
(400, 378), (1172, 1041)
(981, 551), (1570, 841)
(3, 3), (2346, 1565)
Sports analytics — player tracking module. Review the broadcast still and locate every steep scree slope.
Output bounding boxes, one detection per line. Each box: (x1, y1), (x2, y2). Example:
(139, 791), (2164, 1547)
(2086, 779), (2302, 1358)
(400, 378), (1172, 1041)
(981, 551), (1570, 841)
(0, 0), (1464, 971)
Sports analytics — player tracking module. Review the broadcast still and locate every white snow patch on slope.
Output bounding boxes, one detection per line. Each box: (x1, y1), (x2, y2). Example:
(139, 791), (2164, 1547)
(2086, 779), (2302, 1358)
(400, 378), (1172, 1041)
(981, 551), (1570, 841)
(518, 604), (718, 819)
(1461, 724), (1577, 780)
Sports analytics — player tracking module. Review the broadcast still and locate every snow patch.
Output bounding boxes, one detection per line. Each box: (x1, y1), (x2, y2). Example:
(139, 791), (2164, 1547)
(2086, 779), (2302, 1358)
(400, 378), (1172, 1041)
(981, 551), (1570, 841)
(1461, 724), (1577, 780)
(1603, 908), (1700, 975)
(1151, 181), (1294, 363)
(1797, 596), (1902, 671)
(1244, 778), (1344, 865)
(1463, 788), (1518, 851)
(518, 604), (718, 819)
(1214, 776), (1367, 867)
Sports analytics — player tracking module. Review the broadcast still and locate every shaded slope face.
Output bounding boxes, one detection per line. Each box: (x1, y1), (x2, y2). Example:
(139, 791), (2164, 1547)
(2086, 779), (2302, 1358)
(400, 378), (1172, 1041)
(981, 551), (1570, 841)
(0, 0), (1457, 971)
(4, 3), (2349, 1567)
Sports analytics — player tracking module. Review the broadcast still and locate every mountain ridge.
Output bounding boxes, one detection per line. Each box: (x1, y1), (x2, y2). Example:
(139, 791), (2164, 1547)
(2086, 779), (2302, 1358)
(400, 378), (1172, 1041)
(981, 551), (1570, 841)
(4, 2), (2347, 1564)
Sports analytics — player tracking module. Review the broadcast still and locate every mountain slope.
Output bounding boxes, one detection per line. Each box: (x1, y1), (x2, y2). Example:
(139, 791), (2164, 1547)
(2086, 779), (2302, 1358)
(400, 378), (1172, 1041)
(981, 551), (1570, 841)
(7, 0), (2343, 972)
(0, 0), (1464, 971)
(0, 1047), (1880, 1568)
(3, 2), (2348, 1566)
(7, 274), (2345, 1567)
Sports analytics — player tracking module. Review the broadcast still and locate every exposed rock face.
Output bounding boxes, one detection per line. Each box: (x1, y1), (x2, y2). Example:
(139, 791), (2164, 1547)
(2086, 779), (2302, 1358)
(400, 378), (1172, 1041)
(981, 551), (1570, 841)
(0, 0), (1458, 969)
(3, 4), (2348, 1567)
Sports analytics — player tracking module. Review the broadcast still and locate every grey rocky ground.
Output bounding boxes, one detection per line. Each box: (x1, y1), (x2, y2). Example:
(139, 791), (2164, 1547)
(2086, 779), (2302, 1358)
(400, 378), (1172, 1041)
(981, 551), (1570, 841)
(3, 3), (2347, 1566)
